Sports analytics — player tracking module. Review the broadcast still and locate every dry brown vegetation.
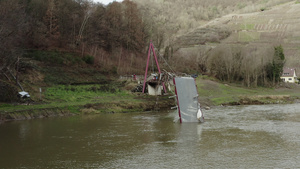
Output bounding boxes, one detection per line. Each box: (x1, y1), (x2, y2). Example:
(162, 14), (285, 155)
(1, 0), (300, 103)
(134, 0), (292, 46)
(134, 0), (300, 87)
(0, 0), (150, 102)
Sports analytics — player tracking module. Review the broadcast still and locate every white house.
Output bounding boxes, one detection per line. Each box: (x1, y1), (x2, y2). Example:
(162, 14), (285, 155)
(280, 68), (298, 83)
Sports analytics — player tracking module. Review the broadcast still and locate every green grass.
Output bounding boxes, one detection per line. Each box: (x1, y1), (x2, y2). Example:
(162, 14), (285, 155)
(2, 76), (300, 114)
(0, 84), (138, 113)
(0, 104), (13, 108)
(44, 84), (136, 104)
(196, 76), (300, 105)
(240, 23), (255, 30)
(239, 31), (261, 42)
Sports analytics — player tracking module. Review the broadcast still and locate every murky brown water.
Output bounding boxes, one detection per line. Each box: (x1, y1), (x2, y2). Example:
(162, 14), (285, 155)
(0, 104), (299, 168)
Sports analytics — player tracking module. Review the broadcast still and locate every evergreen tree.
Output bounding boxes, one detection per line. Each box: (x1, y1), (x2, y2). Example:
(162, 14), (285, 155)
(271, 45), (285, 85)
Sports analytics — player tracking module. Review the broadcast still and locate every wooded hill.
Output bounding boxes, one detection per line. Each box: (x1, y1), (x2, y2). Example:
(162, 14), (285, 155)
(0, 0), (150, 75)
(1, 0), (299, 102)
(1, 0), (149, 102)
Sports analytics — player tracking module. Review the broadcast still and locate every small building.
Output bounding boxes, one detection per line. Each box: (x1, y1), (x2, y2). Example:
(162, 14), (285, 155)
(146, 73), (163, 96)
(280, 68), (298, 83)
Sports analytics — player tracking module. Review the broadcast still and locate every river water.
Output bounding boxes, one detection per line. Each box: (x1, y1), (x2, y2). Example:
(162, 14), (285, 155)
(0, 104), (299, 168)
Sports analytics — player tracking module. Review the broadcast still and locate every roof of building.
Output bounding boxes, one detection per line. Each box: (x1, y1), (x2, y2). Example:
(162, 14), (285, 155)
(281, 68), (296, 77)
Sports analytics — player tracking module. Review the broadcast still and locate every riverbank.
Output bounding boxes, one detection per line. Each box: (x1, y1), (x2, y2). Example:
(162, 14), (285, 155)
(196, 76), (300, 106)
(1, 76), (300, 123)
(0, 95), (175, 123)
(0, 81), (175, 123)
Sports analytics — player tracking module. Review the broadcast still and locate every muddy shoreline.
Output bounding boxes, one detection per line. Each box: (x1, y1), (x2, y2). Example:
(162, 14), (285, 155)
(225, 95), (299, 106)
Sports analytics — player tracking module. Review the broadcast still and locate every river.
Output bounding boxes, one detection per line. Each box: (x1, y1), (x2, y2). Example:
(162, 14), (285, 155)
(0, 104), (299, 168)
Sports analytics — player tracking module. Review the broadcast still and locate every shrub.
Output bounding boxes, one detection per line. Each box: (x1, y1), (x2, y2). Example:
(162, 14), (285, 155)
(0, 82), (19, 102)
(82, 55), (94, 65)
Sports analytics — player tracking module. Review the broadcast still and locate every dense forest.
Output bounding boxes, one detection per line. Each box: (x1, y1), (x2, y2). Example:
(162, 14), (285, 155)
(0, 0), (297, 102)
(0, 0), (149, 73)
(0, 0), (153, 101)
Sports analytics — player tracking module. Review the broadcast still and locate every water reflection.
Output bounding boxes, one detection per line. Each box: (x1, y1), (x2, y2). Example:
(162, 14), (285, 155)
(19, 122), (30, 140)
(0, 104), (299, 168)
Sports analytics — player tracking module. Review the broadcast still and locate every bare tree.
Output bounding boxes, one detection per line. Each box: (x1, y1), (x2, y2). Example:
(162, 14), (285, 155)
(206, 43), (277, 87)
(0, 0), (27, 71)
(43, 0), (61, 46)
(0, 0), (28, 101)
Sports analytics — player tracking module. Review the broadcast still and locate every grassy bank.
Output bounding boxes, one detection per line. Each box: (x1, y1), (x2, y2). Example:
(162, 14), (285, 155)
(1, 77), (300, 124)
(0, 81), (175, 123)
(0, 82), (172, 113)
(1, 76), (299, 114)
(196, 76), (300, 106)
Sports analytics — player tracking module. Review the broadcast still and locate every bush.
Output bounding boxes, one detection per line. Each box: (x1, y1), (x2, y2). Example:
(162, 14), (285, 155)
(260, 7), (266, 11)
(0, 82), (19, 102)
(82, 55), (94, 65)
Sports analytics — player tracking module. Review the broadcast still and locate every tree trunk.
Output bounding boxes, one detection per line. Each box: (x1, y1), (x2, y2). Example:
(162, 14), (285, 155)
(273, 73), (275, 86)
(247, 74), (250, 87)
(254, 74), (258, 87)
(117, 47), (123, 74)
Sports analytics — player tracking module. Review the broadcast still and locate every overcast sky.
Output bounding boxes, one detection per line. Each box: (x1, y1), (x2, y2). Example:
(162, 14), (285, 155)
(93, 0), (123, 5)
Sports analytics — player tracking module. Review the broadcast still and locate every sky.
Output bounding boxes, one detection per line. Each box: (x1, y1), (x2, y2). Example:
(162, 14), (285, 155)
(93, 0), (123, 5)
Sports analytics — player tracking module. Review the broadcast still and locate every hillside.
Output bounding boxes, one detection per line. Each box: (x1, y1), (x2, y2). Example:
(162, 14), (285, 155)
(172, 1), (300, 71)
(1, 0), (300, 104)
(0, 50), (114, 102)
(134, 0), (293, 47)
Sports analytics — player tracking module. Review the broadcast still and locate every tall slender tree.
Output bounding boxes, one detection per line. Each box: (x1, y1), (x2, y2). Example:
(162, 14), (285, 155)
(43, 0), (60, 46)
(85, 4), (108, 48)
(271, 45), (285, 85)
(105, 2), (123, 51)
(0, 0), (28, 101)
(122, 0), (145, 52)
